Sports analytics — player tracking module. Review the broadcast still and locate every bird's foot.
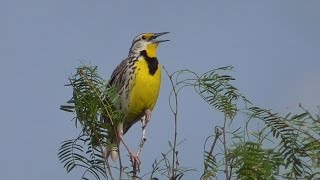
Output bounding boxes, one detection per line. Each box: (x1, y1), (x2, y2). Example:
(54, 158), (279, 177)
(129, 152), (141, 171)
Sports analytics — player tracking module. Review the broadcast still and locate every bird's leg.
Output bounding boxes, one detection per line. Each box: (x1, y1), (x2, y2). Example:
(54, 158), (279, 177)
(117, 129), (141, 169)
(137, 116), (147, 157)
(136, 109), (152, 157)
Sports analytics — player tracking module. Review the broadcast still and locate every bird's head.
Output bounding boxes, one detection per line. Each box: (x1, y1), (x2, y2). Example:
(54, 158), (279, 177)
(128, 32), (169, 58)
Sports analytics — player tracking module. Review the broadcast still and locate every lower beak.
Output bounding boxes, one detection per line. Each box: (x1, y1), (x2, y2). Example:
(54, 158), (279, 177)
(152, 39), (170, 43)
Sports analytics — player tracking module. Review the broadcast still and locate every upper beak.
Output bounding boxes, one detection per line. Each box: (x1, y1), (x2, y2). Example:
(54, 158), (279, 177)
(151, 32), (170, 43)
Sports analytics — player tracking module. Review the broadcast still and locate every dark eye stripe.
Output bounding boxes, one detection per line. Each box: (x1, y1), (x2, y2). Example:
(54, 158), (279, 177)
(132, 35), (145, 45)
(132, 38), (140, 44)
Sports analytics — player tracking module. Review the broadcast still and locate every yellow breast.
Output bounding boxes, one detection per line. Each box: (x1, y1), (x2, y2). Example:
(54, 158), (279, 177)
(127, 57), (161, 120)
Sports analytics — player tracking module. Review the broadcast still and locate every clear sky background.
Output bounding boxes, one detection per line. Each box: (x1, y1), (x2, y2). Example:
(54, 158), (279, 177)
(1, 1), (320, 179)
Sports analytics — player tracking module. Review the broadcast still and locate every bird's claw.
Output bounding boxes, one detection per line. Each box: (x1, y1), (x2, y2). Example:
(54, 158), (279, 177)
(129, 152), (141, 171)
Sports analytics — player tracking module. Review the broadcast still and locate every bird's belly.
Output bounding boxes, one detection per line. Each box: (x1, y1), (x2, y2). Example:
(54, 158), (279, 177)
(128, 64), (161, 119)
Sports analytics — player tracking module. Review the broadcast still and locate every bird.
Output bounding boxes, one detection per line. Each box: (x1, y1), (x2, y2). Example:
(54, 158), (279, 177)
(105, 32), (169, 167)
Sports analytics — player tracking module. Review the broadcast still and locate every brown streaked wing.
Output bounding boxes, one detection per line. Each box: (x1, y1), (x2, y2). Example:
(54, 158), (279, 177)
(108, 57), (130, 87)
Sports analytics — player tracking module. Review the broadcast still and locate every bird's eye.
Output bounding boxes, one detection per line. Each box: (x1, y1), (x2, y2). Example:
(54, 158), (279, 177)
(141, 35), (146, 40)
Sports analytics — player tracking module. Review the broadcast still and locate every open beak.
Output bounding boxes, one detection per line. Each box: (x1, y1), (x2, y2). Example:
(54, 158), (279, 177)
(151, 32), (170, 43)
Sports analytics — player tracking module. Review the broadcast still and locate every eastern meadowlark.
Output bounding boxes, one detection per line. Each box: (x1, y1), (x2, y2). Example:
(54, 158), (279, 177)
(106, 32), (169, 166)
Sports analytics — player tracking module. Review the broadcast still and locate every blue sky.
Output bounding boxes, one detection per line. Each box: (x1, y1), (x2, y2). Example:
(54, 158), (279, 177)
(1, 1), (320, 179)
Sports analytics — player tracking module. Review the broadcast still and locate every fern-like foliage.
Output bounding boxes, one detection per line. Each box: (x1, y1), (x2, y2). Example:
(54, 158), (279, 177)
(168, 66), (251, 179)
(168, 66), (250, 119)
(201, 151), (218, 180)
(59, 65), (123, 179)
(229, 142), (282, 180)
(58, 134), (108, 179)
(194, 66), (250, 119)
(201, 127), (222, 180)
(247, 106), (320, 179)
(189, 66), (320, 179)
